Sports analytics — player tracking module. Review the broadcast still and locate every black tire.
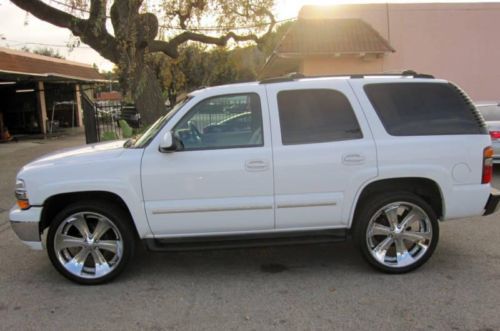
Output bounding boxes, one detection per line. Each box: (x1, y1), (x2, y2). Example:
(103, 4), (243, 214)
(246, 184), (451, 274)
(46, 201), (135, 285)
(353, 191), (439, 273)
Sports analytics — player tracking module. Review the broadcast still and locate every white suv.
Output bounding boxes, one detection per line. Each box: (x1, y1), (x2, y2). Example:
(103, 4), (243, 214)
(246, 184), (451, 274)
(10, 73), (500, 284)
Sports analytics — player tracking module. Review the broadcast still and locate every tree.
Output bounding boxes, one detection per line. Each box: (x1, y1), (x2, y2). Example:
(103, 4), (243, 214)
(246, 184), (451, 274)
(12, 0), (276, 125)
(145, 20), (293, 106)
(21, 46), (65, 59)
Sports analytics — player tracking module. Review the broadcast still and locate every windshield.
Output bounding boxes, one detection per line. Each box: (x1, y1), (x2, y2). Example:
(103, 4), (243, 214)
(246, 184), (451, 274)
(127, 97), (192, 148)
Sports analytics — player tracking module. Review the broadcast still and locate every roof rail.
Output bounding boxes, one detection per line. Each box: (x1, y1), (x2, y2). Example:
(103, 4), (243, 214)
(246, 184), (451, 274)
(350, 71), (435, 79)
(259, 70), (434, 84)
(259, 72), (306, 84)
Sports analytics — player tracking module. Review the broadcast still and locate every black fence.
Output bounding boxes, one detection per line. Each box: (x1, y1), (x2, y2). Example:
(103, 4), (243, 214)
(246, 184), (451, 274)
(82, 94), (99, 144)
(82, 94), (139, 144)
(190, 113), (235, 128)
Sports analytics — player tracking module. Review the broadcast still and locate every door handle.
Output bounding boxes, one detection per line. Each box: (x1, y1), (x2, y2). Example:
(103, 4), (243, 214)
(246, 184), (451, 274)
(342, 154), (365, 165)
(245, 159), (269, 172)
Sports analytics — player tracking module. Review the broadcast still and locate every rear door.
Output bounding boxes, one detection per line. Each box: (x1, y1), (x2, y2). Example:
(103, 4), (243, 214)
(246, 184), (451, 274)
(265, 79), (377, 229)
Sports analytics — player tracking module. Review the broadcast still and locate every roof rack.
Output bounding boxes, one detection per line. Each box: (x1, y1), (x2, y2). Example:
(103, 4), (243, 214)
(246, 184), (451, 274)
(259, 72), (306, 84)
(259, 70), (434, 84)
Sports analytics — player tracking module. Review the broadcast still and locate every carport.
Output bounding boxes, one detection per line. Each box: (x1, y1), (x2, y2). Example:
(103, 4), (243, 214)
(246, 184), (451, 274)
(0, 47), (105, 138)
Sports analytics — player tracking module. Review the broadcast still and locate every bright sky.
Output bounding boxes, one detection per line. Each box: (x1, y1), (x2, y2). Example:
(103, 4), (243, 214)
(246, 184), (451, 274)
(0, 0), (499, 71)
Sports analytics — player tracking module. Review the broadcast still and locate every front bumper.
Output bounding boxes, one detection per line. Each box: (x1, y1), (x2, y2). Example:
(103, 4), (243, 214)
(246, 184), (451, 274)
(9, 205), (43, 250)
(483, 189), (500, 216)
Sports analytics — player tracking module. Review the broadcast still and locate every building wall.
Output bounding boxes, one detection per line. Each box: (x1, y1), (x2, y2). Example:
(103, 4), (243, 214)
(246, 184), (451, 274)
(299, 3), (500, 102)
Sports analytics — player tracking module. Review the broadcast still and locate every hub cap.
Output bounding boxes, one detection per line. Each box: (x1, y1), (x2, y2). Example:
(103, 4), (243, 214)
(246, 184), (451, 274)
(366, 202), (433, 268)
(54, 212), (123, 279)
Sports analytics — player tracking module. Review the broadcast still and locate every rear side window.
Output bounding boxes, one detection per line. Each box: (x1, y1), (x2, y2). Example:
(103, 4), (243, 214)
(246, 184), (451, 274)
(364, 83), (487, 136)
(277, 89), (362, 145)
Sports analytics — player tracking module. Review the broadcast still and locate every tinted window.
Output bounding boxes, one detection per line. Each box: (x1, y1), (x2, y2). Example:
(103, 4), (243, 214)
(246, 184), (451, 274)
(364, 83), (486, 136)
(277, 89), (362, 145)
(174, 93), (263, 150)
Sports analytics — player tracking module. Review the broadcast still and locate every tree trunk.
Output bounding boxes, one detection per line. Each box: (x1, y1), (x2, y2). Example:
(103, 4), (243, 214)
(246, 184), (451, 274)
(132, 64), (165, 126)
(168, 84), (177, 109)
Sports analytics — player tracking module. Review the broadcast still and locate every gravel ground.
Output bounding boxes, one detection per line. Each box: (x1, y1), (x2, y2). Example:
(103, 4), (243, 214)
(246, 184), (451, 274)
(0, 135), (499, 330)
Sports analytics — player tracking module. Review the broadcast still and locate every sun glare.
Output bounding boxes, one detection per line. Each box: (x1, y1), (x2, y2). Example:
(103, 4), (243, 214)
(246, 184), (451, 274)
(275, 0), (500, 19)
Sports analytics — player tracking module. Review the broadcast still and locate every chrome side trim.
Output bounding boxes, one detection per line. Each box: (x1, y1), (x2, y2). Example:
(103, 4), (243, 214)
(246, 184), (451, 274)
(152, 205), (273, 215)
(10, 220), (40, 242)
(277, 202), (337, 209)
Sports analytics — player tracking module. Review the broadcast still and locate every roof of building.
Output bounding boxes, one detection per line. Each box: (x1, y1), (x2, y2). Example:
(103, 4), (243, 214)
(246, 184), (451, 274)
(0, 47), (105, 82)
(276, 18), (395, 56)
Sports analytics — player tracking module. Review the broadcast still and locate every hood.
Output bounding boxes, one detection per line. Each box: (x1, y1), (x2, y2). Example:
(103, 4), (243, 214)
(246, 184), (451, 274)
(24, 140), (126, 169)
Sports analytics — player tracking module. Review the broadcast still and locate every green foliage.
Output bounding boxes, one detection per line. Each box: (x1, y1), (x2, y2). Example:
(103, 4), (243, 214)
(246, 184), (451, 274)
(118, 120), (134, 138)
(101, 131), (119, 141)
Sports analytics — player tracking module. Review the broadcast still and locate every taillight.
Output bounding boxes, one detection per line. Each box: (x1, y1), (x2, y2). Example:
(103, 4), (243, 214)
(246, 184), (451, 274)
(482, 146), (494, 184)
(490, 131), (500, 140)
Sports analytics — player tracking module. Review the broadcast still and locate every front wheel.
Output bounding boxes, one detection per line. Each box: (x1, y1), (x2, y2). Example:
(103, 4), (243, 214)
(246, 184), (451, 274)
(353, 192), (439, 273)
(47, 201), (135, 284)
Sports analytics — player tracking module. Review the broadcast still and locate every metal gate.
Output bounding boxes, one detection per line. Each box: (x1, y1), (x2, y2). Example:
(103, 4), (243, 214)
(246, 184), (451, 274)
(82, 94), (123, 144)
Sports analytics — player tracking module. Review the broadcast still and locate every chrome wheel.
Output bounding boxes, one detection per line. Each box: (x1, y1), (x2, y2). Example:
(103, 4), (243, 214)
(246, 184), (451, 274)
(366, 202), (433, 269)
(53, 212), (124, 279)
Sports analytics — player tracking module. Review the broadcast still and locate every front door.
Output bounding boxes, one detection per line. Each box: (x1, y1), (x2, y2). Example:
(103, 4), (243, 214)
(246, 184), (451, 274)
(141, 90), (274, 237)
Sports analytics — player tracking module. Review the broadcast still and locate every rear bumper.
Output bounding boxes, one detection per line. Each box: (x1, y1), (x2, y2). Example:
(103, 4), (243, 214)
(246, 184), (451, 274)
(483, 189), (500, 216)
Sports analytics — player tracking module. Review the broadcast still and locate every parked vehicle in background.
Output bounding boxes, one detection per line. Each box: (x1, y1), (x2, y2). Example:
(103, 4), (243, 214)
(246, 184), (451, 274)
(9, 72), (500, 284)
(476, 102), (500, 163)
(203, 112), (252, 134)
(121, 105), (141, 128)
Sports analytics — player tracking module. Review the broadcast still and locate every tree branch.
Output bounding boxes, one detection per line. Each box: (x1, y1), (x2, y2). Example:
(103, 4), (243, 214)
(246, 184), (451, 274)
(149, 8), (276, 59)
(10, 0), (86, 34)
(149, 30), (261, 58)
(12, 0), (119, 63)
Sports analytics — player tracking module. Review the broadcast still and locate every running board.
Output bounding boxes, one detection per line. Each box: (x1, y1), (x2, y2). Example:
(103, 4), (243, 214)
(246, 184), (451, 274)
(144, 229), (348, 252)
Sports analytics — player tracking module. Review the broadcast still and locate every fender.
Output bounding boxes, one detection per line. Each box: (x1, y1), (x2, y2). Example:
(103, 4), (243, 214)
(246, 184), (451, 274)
(345, 167), (449, 228)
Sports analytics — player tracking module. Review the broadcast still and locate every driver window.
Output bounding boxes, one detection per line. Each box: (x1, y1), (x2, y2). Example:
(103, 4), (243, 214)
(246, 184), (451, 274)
(173, 93), (263, 150)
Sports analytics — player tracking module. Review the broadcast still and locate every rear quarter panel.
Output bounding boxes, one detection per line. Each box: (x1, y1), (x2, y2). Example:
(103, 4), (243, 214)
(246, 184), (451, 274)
(349, 78), (492, 222)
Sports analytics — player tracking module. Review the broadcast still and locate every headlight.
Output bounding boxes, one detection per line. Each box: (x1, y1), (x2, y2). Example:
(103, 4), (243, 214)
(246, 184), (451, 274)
(15, 179), (30, 209)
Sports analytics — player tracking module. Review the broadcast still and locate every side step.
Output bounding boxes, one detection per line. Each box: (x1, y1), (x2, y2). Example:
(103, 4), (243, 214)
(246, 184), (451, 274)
(144, 229), (348, 252)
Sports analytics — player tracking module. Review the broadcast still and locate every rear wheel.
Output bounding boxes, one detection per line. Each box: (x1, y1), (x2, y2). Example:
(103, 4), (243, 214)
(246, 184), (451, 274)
(353, 192), (439, 273)
(47, 201), (135, 284)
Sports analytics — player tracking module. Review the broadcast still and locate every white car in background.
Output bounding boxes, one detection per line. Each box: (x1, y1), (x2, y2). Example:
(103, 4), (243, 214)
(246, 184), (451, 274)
(476, 102), (500, 163)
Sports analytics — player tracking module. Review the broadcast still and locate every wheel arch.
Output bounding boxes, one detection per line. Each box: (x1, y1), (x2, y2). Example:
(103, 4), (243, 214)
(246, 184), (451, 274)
(349, 177), (444, 228)
(39, 191), (140, 239)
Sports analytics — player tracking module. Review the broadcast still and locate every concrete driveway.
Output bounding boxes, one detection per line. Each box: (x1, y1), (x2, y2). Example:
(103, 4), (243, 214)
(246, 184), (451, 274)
(1, 136), (499, 330)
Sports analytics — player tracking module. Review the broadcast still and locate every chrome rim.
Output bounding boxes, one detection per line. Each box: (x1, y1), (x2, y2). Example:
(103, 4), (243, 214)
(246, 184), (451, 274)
(53, 212), (123, 279)
(366, 202), (433, 268)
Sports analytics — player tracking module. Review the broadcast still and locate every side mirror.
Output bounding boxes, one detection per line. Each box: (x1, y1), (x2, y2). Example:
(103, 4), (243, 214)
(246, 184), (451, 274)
(159, 131), (176, 153)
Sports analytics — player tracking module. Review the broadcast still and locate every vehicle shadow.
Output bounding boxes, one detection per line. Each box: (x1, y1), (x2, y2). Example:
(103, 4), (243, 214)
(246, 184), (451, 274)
(122, 240), (370, 282)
